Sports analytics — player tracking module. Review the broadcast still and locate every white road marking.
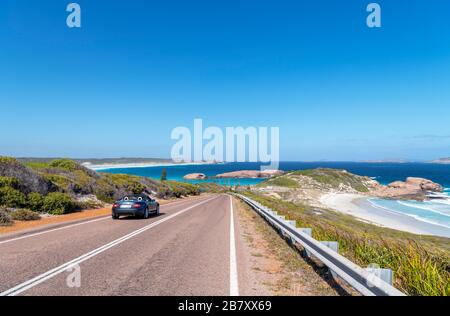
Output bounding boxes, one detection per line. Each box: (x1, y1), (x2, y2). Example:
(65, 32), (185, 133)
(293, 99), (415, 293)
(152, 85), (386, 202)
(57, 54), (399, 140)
(229, 195), (239, 296)
(0, 195), (211, 245)
(0, 196), (218, 296)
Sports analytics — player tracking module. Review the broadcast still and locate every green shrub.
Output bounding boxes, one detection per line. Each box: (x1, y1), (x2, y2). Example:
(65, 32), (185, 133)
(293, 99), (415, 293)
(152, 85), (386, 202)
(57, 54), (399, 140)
(161, 168), (167, 181)
(263, 176), (299, 188)
(27, 192), (44, 212)
(42, 192), (75, 215)
(10, 209), (41, 221)
(0, 156), (19, 165)
(128, 181), (146, 194)
(292, 168), (370, 192)
(0, 176), (20, 189)
(24, 161), (50, 169)
(0, 186), (27, 208)
(49, 159), (79, 171)
(0, 208), (12, 226)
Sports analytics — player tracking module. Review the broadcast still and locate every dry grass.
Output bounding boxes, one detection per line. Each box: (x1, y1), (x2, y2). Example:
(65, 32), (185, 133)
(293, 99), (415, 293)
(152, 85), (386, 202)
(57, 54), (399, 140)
(235, 198), (342, 296)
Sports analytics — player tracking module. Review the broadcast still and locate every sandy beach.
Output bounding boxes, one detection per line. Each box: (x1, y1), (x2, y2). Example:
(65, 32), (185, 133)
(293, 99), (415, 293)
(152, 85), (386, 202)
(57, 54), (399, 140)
(320, 193), (450, 238)
(83, 161), (212, 171)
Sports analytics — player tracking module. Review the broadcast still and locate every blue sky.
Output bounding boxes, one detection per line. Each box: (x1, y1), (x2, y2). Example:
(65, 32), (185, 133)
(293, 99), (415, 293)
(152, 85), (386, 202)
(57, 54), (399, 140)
(1, 0), (449, 161)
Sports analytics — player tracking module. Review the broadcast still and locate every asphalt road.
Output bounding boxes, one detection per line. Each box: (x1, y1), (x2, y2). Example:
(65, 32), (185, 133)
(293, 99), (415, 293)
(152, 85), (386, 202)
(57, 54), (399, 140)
(0, 194), (243, 296)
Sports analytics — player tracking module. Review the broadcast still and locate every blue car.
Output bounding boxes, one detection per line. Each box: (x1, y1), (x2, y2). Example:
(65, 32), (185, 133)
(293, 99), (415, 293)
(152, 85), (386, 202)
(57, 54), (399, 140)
(112, 194), (160, 219)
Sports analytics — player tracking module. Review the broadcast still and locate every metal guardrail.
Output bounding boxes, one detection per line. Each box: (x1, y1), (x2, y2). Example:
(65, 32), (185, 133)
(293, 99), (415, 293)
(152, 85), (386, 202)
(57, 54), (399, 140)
(237, 194), (406, 296)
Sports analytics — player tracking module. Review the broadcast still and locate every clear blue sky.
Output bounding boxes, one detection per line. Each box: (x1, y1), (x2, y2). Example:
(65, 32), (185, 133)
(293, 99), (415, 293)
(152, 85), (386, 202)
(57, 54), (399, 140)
(1, 0), (449, 161)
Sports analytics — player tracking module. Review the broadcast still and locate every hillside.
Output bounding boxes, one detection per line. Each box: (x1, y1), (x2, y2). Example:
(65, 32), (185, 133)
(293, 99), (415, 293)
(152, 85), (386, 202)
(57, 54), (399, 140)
(256, 168), (374, 206)
(244, 168), (450, 295)
(256, 168), (443, 204)
(0, 157), (221, 222)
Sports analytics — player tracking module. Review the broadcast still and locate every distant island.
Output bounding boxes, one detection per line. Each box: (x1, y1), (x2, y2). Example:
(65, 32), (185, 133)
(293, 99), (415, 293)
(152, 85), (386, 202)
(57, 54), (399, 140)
(431, 158), (450, 164)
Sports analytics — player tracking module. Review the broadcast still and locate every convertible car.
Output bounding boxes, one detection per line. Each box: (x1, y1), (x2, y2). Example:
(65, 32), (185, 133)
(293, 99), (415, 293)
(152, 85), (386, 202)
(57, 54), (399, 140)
(112, 194), (160, 219)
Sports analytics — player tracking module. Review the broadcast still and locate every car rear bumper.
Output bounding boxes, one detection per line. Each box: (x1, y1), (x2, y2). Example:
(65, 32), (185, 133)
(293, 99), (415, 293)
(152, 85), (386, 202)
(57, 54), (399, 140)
(112, 207), (145, 216)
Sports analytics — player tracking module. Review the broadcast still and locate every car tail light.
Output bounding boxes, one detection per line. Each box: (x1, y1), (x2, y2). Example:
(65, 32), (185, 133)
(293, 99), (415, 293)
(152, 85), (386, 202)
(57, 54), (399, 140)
(113, 203), (120, 208)
(132, 203), (142, 208)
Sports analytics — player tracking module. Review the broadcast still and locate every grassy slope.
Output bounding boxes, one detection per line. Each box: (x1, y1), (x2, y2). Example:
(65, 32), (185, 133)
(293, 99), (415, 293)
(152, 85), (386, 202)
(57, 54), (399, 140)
(242, 191), (449, 296)
(291, 168), (370, 192)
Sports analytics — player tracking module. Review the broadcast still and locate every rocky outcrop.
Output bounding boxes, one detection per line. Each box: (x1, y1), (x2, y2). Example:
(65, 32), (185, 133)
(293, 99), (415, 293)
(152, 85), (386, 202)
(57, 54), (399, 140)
(216, 170), (284, 179)
(372, 177), (443, 200)
(0, 157), (56, 195)
(405, 177), (443, 191)
(183, 173), (207, 180)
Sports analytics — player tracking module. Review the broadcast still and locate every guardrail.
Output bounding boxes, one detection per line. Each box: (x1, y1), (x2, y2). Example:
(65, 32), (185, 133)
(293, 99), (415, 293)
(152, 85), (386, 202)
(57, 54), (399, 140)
(237, 194), (406, 296)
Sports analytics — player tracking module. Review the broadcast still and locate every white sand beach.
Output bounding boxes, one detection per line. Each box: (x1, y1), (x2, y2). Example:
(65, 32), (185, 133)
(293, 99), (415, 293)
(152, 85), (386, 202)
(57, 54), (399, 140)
(320, 193), (450, 238)
(83, 161), (212, 171)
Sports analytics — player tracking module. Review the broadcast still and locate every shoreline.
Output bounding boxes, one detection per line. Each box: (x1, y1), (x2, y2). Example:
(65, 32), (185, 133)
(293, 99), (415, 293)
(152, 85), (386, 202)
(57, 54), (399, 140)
(320, 193), (450, 238)
(84, 161), (214, 171)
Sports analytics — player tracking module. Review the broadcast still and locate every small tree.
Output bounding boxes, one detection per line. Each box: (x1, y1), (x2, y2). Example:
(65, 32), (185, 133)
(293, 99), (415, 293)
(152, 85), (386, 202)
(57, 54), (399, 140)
(160, 168), (167, 181)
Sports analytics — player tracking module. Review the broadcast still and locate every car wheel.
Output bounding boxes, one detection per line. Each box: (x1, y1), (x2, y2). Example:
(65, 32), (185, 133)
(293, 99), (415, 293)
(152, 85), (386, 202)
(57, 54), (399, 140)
(143, 208), (149, 219)
(156, 205), (160, 215)
(112, 214), (119, 220)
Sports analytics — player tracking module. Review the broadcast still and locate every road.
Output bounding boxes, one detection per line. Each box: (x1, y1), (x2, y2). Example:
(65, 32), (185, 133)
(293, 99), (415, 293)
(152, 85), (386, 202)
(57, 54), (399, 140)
(0, 194), (246, 296)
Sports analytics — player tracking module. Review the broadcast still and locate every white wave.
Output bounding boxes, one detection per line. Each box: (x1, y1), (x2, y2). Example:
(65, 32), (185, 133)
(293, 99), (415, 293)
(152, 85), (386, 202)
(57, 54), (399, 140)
(396, 201), (450, 218)
(368, 199), (450, 229)
(430, 198), (450, 206)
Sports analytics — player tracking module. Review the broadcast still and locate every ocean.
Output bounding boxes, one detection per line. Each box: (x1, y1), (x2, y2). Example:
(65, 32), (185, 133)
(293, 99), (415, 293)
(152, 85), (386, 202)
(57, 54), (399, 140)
(99, 162), (450, 229)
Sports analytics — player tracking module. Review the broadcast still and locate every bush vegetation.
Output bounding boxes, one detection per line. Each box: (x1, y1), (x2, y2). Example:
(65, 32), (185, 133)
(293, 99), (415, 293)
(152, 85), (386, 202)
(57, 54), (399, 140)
(49, 159), (80, 171)
(0, 176), (20, 189)
(42, 192), (75, 215)
(292, 168), (370, 192)
(0, 186), (27, 208)
(261, 176), (300, 188)
(0, 207), (12, 226)
(27, 192), (44, 212)
(10, 209), (41, 221)
(1, 157), (210, 217)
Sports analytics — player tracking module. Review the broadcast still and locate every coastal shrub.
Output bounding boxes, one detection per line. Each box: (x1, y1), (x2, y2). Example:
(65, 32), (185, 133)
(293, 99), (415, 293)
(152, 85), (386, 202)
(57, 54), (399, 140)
(128, 182), (146, 194)
(27, 192), (44, 212)
(24, 161), (50, 169)
(0, 176), (20, 189)
(10, 209), (41, 221)
(264, 176), (299, 188)
(292, 168), (370, 192)
(0, 186), (27, 208)
(0, 156), (19, 165)
(42, 192), (75, 215)
(49, 159), (79, 171)
(43, 174), (71, 191)
(167, 181), (200, 197)
(161, 168), (167, 181)
(0, 208), (12, 226)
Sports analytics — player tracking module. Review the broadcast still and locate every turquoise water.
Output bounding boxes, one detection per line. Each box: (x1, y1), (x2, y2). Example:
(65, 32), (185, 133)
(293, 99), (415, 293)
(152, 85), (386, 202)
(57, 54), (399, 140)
(369, 197), (450, 229)
(99, 161), (450, 187)
(99, 161), (450, 228)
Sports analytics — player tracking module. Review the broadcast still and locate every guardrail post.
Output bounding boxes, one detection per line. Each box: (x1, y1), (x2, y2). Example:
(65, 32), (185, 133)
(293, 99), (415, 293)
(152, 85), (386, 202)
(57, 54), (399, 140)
(298, 228), (312, 236)
(284, 220), (297, 244)
(320, 241), (339, 279)
(297, 228), (312, 257)
(286, 220), (296, 227)
(365, 266), (394, 286)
